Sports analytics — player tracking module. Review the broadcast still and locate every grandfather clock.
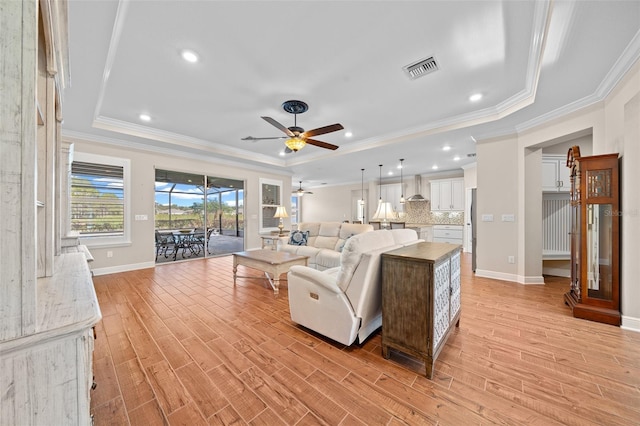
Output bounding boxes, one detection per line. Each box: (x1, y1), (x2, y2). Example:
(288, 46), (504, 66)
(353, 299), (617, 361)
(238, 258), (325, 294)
(564, 146), (621, 325)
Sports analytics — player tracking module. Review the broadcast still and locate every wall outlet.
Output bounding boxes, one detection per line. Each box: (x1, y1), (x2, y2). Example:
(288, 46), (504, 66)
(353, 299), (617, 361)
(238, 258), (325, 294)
(502, 214), (515, 222)
(508, 255), (515, 264)
(107, 251), (113, 258)
(135, 214), (148, 221)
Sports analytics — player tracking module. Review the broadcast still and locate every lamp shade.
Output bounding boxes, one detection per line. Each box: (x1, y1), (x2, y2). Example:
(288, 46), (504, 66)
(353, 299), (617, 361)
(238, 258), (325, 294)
(371, 202), (397, 221)
(273, 205), (289, 218)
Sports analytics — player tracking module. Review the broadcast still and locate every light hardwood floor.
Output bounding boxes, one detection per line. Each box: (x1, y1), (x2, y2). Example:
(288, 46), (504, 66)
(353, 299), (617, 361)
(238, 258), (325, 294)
(90, 254), (640, 425)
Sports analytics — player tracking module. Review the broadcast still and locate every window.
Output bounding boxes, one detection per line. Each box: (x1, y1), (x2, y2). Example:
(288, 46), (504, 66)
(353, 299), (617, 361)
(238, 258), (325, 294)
(290, 195), (299, 226)
(71, 153), (130, 246)
(260, 178), (282, 232)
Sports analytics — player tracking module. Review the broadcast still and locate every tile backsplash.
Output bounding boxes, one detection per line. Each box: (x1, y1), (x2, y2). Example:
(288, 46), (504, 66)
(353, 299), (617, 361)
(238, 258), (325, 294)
(400, 200), (464, 225)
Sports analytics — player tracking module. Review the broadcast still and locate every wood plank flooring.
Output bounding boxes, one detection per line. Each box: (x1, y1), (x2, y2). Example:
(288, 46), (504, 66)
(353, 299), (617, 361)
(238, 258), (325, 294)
(90, 254), (640, 425)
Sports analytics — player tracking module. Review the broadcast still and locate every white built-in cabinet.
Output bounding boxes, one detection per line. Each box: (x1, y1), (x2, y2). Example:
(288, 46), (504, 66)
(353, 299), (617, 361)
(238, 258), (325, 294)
(380, 183), (404, 212)
(1, 2), (100, 424)
(433, 224), (464, 245)
(542, 155), (571, 192)
(430, 178), (464, 211)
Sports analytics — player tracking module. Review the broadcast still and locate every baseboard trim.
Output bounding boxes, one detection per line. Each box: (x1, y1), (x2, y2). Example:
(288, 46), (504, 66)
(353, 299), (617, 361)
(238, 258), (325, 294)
(92, 261), (155, 276)
(621, 315), (640, 333)
(519, 275), (545, 285)
(475, 269), (544, 285)
(542, 267), (571, 278)
(475, 269), (518, 283)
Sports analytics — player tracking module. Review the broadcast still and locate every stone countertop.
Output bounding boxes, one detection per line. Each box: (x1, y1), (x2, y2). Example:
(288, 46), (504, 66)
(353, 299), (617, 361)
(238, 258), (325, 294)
(405, 223), (463, 227)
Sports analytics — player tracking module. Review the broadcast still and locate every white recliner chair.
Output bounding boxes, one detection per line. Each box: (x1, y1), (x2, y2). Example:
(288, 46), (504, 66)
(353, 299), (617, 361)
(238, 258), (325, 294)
(287, 229), (422, 345)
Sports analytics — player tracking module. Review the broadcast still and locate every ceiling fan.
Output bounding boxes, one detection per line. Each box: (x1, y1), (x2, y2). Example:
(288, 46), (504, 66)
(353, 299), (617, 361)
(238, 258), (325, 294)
(293, 181), (313, 197)
(242, 100), (343, 152)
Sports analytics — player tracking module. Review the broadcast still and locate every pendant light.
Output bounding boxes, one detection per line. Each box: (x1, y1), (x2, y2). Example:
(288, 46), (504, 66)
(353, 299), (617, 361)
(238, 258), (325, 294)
(399, 159), (405, 204)
(359, 168), (365, 223)
(378, 164), (382, 201)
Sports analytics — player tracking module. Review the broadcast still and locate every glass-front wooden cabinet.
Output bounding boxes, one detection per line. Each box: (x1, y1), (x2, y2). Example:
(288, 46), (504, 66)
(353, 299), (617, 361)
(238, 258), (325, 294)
(564, 147), (621, 325)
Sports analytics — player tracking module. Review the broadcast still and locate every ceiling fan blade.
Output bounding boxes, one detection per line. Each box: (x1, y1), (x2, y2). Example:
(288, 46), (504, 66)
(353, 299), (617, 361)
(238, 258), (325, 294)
(301, 123), (344, 138)
(241, 136), (286, 141)
(261, 116), (295, 137)
(305, 138), (339, 150)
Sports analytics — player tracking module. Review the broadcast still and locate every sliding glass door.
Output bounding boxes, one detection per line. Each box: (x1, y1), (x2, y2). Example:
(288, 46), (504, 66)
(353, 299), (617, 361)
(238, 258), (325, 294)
(154, 169), (244, 262)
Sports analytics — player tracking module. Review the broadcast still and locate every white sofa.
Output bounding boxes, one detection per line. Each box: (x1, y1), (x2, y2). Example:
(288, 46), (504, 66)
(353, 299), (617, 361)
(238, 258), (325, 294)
(278, 222), (373, 270)
(287, 229), (423, 346)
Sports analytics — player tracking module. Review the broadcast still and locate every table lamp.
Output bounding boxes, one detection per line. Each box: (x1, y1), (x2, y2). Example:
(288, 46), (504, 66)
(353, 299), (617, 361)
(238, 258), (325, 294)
(371, 201), (397, 229)
(273, 206), (288, 236)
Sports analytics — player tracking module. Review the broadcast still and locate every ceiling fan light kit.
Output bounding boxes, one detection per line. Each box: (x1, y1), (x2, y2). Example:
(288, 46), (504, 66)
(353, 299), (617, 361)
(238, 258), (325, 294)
(246, 100), (343, 153)
(285, 137), (306, 152)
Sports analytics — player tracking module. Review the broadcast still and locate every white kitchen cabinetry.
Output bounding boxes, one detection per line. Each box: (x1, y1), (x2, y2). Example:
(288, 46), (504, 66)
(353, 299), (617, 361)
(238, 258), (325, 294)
(380, 183), (404, 212)
(407, 225), (433, 242)
(430, 178), (464, 211)
(542, 155), (571, 192)
(433, 225), (464, 245)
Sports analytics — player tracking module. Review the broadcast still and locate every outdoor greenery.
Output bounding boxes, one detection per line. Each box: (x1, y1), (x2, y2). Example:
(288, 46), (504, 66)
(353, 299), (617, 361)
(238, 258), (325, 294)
(71, 177), (124, 234)
(154, 199), (244, 233)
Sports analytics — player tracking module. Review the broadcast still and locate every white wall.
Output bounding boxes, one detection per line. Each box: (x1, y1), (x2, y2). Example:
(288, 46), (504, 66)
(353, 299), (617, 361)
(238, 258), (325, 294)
(300, 182), (364, 223)
(476, 60), (640, 331)
(67, 138), (292, 274)
(476, 135), (520, 281)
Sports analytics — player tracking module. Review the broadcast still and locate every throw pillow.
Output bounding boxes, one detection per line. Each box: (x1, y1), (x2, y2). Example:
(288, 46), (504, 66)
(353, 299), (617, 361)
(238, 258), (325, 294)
(289, 230), (309, 246)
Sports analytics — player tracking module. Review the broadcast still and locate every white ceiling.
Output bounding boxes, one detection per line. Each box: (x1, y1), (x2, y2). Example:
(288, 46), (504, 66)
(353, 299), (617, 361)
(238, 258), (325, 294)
(62, 0), (640, 188)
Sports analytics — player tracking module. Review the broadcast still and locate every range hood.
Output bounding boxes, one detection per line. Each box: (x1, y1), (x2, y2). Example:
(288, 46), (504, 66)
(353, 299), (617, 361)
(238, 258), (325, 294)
(407, 175), (427, 201)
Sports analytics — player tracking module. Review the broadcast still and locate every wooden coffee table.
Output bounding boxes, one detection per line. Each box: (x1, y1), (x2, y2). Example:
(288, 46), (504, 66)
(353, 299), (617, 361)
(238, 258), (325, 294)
(232, 249), (308, 295)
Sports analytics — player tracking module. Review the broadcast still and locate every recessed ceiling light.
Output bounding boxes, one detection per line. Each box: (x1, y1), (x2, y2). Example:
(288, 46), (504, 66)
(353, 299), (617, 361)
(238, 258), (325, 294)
(442, 146), (451, 151)
(453, 156), (461, 161)
(139, 114), (151, 122)
(432, 165), (438, 170)
(279, 151), (286, 156)
(388, 171), (393, 176)
(469, 93), (482, 102)
(181, 50), (199, 63)
(345, 132), (353, 138)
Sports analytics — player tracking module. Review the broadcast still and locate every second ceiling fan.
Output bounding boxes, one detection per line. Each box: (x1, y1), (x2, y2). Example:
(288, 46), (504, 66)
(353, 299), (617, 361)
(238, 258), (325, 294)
(293, 181), (313, 197)
(242, 100), (343, 153)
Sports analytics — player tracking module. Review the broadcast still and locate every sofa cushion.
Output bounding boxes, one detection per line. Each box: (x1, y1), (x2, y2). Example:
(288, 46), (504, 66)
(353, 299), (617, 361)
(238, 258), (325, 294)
(315, 235), (339, 250)
(318, 222), (342, 237)
(316, 249), (342, 270)
(298, 223), (321, 246)
(289, 230), (309, 246)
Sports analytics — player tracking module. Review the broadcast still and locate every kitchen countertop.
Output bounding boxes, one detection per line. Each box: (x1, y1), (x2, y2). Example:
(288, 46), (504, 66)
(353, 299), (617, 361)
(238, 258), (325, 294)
(404, 223), (463, 227)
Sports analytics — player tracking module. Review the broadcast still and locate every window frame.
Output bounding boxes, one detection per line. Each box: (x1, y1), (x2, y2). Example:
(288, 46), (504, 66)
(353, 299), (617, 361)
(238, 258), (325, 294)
(259, 178), (283, 233)
(73, 152), (131, 248)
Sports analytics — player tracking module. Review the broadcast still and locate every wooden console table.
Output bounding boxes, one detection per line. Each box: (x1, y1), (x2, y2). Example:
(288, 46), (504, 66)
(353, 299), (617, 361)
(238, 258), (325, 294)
(381, 242), (461, 378)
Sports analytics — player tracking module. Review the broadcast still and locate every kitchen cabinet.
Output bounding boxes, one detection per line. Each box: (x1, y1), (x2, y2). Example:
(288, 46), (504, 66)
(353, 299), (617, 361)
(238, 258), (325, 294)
(430, 178), (464, 211)
(407, 225), (433, 242)
(542, 155), (571, 192)
(380, 183), (404, 212)
(433, 224), (463, 244)
(381, 242), (462, 378)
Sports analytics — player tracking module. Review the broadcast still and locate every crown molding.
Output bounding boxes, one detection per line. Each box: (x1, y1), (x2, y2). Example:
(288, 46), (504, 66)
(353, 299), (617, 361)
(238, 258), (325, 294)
(92, 115), (285, 167)
(62, 129), (292, 177)
(516, 29), (640, 134)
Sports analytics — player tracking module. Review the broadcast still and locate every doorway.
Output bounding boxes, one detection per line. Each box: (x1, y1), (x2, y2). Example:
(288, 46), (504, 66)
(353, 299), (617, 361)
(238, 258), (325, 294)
(154, 169), (244, 263)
